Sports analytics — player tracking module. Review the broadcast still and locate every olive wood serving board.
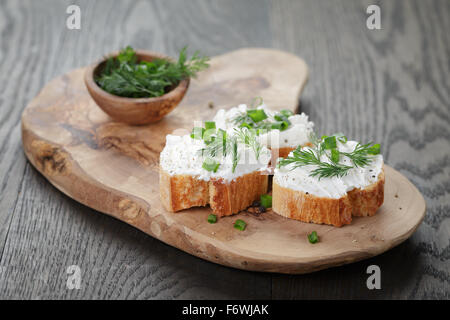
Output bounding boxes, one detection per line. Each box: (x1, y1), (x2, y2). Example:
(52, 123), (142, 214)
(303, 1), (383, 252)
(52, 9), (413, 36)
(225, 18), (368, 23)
(21, 48), (425, 274)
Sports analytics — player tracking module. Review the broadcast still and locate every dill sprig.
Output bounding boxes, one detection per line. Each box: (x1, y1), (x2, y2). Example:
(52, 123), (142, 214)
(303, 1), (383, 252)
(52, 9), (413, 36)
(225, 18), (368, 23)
(96, 46), (209, 98)
(234, 128), (262, 160)
(200, 134), (240, 173)
(339, 142), (379, 167)
(277, 134), (380, 180)
(278, 146), (353, 179)
(198, 127), (264, 173)
(230, 137), (239, 173)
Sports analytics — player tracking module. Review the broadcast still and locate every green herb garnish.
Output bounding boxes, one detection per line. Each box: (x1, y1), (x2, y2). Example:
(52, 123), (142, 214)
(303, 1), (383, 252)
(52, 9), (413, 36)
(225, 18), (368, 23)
(271, 121), (290, 131)
(335, 133), (348, 143)
(367, 143), (380, 155)
(308, 231), (319, 244)
(340, 142), (380, 167)
(207, 214), (217, 224)
(278, 133), (381, 180)
(202, 158), (220, 172)
(234, 128), (262, 160)
(230, 137), (239, 173)
(191, 127), (205, 140)
(230, 99), (294, 134)
(234, 219), (247, 231)
(205, 121), (216, 130)
(95, 46), (209, 98)
(260, 194), (272, 208)
(323, 136), (337, 149)
(331, 148), (340, 163)
(280, 109), (294, 117)
(247, 109), (268, 122)
(199, 127), (263, 173)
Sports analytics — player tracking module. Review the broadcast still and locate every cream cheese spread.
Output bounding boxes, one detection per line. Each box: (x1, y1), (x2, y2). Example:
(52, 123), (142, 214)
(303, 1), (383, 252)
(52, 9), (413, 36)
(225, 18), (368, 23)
(160, 134), (271, 182)
(212, 104), (314, 148)
(274, 140), (384, 198)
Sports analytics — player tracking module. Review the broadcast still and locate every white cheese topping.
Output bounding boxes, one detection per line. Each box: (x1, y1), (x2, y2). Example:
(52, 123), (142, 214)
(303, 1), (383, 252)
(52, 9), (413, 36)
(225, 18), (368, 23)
(212, 104), (314, 148)
(160, 134), (271, 182)
(274, 140), (384, 198)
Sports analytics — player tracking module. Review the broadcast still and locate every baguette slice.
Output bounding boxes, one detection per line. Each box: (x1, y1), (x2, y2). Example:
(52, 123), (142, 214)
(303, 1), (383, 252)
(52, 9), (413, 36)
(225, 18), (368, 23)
(272, 167), (385, 227)
(347, 167), (385, 217)
(160, 169), (268, 217)
(272, 179), (353, 227)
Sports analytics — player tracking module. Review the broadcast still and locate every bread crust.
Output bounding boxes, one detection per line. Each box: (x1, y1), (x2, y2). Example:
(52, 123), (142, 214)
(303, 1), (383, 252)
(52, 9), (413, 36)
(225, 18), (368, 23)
(272, 179), (353, 227)
(160, 170), (209, 212)
(272, 147), (296, 159)
(160, 169), (268, 216)
(347, 167), (385, 217)
(210, 171), (268, 217)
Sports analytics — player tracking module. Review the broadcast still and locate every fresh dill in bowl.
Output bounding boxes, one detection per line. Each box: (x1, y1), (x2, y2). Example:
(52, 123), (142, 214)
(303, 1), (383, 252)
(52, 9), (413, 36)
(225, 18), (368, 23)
(95, 46), (209, 98)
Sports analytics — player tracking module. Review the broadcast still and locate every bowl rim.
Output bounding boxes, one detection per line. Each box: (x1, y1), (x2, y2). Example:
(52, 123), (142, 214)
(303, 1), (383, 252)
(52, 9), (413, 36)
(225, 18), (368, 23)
(84, 49), (190, 104)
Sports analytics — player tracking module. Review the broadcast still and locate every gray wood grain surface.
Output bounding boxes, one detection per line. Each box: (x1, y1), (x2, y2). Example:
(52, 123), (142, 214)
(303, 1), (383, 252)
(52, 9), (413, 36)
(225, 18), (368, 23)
(0, 0), (448, 299)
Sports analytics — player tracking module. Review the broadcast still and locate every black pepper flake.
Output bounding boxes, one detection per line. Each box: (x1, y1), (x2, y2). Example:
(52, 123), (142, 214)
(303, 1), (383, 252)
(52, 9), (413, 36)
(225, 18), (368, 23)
(251, 200), (260, 207)
(372, 175), (375, 178)
(247, 205), (266, 214)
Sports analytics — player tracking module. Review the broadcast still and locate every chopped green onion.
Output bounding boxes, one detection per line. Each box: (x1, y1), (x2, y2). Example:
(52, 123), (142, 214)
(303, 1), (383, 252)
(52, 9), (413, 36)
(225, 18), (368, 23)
(280, 121), (290, 131)
(323, 136), (337, 149)
(256, 128), (268, 136)
(274, 114), (291, 125)
(367, 143), (380, 155)
(239, 122), (253, 129)
(271, 121), (289, 131)
(215, 129), (227, 153)
(217, 128), (227, 138)
(335, 133), (347, 143)
(207, 214), (217, 224)
(247, 109), (268, 122)
(260, 194), (272, 208)
(190, 127), (205, 140)
(203, 128), (216, 143)
(234, 219), (247, 231)
(205, 121), (216, 130)
(274, 114), (284, 122)
(202, 158), (220, 172)
(308, 231), (319, 244)
(331, 148), (340, 163)
(280, 109), (294, 117)
(271, 122), (281, 130)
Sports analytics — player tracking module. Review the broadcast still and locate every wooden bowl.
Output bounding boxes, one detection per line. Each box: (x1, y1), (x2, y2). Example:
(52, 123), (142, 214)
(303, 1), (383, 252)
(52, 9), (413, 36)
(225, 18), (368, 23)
(84, 50), (190, 125)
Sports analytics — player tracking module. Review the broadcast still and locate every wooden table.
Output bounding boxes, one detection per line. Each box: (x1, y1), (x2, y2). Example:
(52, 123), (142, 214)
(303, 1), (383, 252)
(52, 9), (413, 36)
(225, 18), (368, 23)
(0, 0), (448, 299)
